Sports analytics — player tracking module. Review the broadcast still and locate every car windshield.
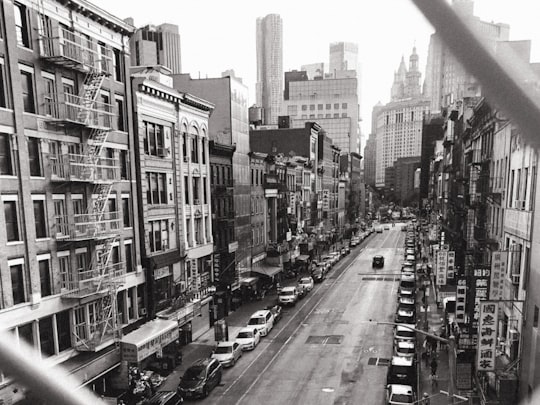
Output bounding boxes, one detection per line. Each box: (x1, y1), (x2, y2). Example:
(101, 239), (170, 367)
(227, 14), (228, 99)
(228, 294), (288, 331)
(400, 281), (415, 288)
(214, 346), (233, 354)
(397, 330), (415, 338)
(281, 290), (295, 296)
(248, 317), (265, 325)
(183, 366), (205, 381)
(300, 278), (311, 283)
(391, 393), (413, 403)
(398, 347), (415, 354)
(237, 331), (253, 339)
(391, 365), (412, 375)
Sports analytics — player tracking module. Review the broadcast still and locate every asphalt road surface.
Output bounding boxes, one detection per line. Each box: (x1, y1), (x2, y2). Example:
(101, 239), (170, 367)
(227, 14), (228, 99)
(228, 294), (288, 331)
(202, 225), (406, 405)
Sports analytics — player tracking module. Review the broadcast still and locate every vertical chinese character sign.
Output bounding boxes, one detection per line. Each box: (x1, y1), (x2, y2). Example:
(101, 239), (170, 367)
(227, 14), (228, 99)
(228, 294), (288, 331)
(477, 301), (498, 372)
(436, 250), (448, 286)
(489, 251), (507, 300)
(456, 278), (467, 324)
(447, 251), (455, 279)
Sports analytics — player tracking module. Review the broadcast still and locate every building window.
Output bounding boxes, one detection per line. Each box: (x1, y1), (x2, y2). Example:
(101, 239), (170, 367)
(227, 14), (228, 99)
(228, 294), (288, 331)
(10, 262), (25, 305)
(18, 322), (33, 347)
(317, 104), (323, 110)
(116, 98), (125, 131)
(4, 199), (20, 242)
(342, 103), (348, 109)
(39, 258), (51, 297)
(203, 178), (208, 204)
(301, 105), (307, 111)
(33, 198), (47, 238)
(28, 137), (42, 176)
(146, 172), (167, 205)
(14, 3), (30, 48)
(56, 310), (71, 352)
(148, 220), (169, 252)
(39, 316), (54, 357)
(20, 69), (35, 113)
(333, 113), (339, 118)
(122, 197), (131, 227)
(113, 49), (123, 82)
(191, 136), (199, 163)
(125, 241), (133, 273)
(334, 103), (339, 109)
(309, 105), (315, 111)
(143, 122), (165, 156)
(534, 305), (539, 328)
(0, 59), (9, 108)
(184, 176), (189, 204)
(0, 134), (12, 175)
(342, 113), (348, 118)
(120, 150), (129, 180)
(192, 177), (200, 204)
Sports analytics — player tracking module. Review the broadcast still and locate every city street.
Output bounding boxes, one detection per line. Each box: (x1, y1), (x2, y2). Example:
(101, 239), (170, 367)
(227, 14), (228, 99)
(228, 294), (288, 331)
(188, 226), (406, 405)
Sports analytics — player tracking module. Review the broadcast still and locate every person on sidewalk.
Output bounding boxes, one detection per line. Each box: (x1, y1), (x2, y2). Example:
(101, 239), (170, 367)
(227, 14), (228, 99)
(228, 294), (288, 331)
(421, 392), (430, 404)
(430, 356), (438, 377)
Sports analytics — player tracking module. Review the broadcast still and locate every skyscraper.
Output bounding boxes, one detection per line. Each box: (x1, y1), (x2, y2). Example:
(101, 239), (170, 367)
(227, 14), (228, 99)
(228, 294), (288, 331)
(375, 49), (430, 188)
(129, 22), (182, 73)
(423, 0), (509, 112)
(256, 14), (283, 125)
(329, 42), (358, 76)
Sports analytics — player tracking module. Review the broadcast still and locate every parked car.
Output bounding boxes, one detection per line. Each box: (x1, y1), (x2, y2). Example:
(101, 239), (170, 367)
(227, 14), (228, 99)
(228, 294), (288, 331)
(341, 246), (350, 255)
(386, 356), (416, 386)
(329, 251), (341, 262)
(278, 286), (299, 306)
(312, 267), (325, 283)
(397, 297), (416, 313)
(372, 255), (385, 268)
(386, 384), (415, 405)
(321, 255), (337, 267)
(235, 327), (260, 350)
(266, 305), (283, 323)
(211, 341), (242, 367)
(298, 276), (314, 292)
(376, 227), (384, 233)
(178, 358), (222, 399)
(395, 308), (416, 325)
(384, 224), (391, 230)
(394, 325), (416, 345)
(247, 310), (274, 336)
(394, 341), (416, 360)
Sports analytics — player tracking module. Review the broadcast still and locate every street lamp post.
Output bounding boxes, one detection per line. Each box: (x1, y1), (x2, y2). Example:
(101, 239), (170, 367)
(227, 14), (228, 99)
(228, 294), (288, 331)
(372, 321), (460, 405)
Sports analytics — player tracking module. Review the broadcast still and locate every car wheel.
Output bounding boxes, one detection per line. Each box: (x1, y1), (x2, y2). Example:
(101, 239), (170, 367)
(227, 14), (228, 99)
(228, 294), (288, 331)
(231, 358), (236, 366)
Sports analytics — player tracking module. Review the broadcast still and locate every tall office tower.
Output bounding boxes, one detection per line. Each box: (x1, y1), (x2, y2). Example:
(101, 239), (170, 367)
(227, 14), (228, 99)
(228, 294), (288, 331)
(283, 72), (360, 154)
(363, 134), (377, 187)
(423, 0), (509, 112)
(329, 42), (358, 76)
(129, 22), (182, 73)
(256, 14), (283, 125)
(375, 49), (430, 188)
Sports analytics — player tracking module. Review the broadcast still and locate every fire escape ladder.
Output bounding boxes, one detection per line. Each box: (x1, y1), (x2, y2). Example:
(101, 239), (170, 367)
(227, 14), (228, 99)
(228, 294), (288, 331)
(76, 71), (106, 124)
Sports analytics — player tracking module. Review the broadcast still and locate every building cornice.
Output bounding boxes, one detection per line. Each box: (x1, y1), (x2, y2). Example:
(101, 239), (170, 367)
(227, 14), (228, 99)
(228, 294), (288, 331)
(209, 141), (236, 156)
(58, 0), (134, 35)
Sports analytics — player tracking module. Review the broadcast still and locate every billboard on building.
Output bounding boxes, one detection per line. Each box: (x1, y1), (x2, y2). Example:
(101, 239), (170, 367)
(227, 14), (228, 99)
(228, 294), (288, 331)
(490, 251), (507, 300)
(477, 301), (499, 372)
(436, 250), (448, 286)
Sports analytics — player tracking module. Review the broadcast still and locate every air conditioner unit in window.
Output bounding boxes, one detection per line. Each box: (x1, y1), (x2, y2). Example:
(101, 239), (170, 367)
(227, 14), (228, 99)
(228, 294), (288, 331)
(511, 274), (520, 285)
(508, 329), (520, 342)
(139, 308), (147, 316)
(157, 147), (169, 157)
(520, 200), (527, 210)
(183, 156), (189, 163)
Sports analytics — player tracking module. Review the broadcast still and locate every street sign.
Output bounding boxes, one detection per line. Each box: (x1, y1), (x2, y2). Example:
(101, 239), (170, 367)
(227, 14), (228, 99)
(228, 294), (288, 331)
(477, 301), (498, 372)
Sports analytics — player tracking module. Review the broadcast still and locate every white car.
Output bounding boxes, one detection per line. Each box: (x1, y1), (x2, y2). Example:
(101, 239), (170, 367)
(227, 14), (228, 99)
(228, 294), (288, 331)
(247, 310), (274, 336)
(394, 325), (416, 345)
(211, 341), (242, 367)
(278, 286), (299, 306)
(395, 341), (416, 359)
(386, 384), (415, 404)
(298, 276), (314, 292)
(235, 327), (260, 350)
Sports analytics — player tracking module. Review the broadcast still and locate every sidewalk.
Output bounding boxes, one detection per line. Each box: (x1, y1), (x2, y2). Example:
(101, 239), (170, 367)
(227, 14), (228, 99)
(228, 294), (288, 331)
(159, 277), (299, 392)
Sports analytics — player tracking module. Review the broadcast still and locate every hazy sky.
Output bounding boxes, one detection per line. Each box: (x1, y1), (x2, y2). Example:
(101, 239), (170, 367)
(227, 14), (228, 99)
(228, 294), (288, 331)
(92, 0), (540, 141)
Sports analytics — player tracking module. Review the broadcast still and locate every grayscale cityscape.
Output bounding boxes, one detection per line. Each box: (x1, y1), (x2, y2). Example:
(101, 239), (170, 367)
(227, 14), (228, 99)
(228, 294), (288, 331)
(0, 0), (539, 404)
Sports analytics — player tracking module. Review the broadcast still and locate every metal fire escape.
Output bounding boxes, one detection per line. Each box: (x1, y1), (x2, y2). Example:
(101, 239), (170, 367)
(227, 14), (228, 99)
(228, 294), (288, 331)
(39, 24), (124, 351)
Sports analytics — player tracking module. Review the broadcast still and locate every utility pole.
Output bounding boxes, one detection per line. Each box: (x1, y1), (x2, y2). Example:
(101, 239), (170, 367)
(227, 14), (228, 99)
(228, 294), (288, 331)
(373, 321), (461, 405)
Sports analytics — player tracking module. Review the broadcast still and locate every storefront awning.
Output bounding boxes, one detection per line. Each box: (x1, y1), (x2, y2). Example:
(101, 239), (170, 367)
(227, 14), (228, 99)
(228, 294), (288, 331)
(252, 264), (282, 277)
(297, 255), (310, 262)
(239, 277), (259, 286)
(121, 319), (179, 363)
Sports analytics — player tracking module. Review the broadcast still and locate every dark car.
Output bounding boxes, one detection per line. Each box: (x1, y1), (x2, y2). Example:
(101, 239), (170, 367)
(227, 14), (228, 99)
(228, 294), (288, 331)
(312, 267), (325, 283)
(387, 356), (417, 386)
(372, 255), (385, 268)
(178, 358), (222, 399)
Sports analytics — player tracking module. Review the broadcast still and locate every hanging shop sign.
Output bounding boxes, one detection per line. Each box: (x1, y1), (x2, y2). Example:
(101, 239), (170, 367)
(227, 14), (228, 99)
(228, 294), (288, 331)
(436, 250), (448, 286)
(490, 251), (507, 301)
(456, 278), (467, 324)
(477, 301), (499, 372)
(447, 251), (455, 279)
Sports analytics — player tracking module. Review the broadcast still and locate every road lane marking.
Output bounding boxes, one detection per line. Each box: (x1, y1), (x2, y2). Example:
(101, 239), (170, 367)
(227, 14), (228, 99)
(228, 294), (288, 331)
(233, 248), (358, 404)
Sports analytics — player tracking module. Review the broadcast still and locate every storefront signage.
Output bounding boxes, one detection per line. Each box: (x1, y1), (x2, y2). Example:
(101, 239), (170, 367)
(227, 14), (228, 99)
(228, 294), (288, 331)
(456, 278), (467, 324)
(436, 251), (447, 286)
(154, 266), (171, 280)
(490, 251), (507, 300)
(290, 192), (296, 207)
(213, 253), (221, 283)
(447, 251), (455, 279)
(456, 361), (473, 390)
(322, 189), (330, 211)
(228, 241), (238, 253)
(477, 301), (498, 372)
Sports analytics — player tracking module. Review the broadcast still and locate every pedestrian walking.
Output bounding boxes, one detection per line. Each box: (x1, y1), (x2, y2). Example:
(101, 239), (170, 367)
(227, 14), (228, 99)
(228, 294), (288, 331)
(430, 357), (438, 377)
(422, 392), (430, 405)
